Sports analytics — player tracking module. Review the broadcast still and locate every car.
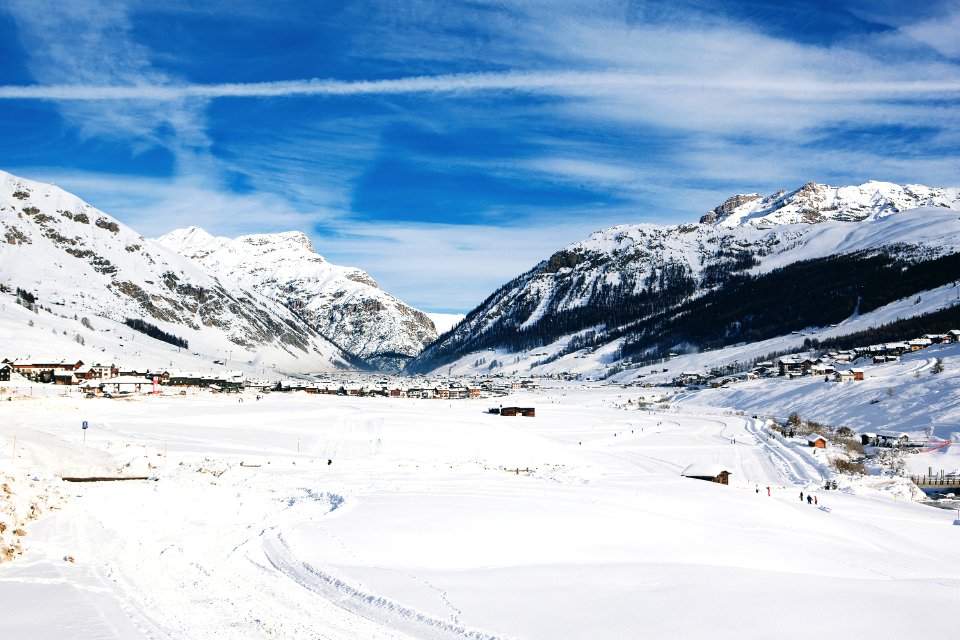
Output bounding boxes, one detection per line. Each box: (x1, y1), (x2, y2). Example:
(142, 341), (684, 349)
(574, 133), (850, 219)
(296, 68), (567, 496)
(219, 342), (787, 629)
(102, 392), (113, 398)
(84, 392), (96, 398)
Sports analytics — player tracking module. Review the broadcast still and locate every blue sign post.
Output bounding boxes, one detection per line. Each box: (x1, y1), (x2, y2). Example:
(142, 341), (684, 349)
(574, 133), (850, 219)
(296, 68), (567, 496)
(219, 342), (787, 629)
(82, 420), (88, 446)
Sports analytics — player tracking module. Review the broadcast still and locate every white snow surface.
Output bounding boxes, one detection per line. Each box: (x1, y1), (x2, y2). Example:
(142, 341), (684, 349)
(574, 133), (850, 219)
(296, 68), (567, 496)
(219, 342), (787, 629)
(2, 382), (959, 639)
(158, 227), (437, 362)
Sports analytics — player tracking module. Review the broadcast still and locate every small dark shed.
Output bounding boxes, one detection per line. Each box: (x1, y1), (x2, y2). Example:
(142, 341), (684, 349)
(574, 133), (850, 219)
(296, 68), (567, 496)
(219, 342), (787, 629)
(680, 464), (731, 485)
(500, 407), (536, 417)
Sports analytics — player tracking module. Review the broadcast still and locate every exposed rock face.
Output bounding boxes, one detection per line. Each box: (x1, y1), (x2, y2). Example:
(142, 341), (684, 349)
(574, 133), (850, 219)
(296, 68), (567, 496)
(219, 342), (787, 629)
(158, 227), (437, 371)
(701, 193), (762, 223)
(0, 169), (358, 371)
(703, 181), (960, 227)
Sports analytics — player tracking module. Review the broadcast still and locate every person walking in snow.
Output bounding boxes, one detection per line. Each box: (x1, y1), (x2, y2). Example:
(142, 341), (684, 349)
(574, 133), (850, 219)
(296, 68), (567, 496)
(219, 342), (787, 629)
(807, 494), (812, 505)
(799, 491), (804, 502)
(814, 496), (818, 506)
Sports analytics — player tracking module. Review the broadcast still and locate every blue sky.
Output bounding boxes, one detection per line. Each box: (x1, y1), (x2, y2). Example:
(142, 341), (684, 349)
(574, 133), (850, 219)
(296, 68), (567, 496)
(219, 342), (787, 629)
(1, 0), (959, 313)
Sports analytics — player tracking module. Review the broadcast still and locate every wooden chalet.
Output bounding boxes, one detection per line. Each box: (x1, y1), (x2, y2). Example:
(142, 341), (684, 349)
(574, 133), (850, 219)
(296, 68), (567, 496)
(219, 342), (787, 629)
(778, 356), (814, 377)
(0, 363), (10, 382)
(52, 369), (79, 385)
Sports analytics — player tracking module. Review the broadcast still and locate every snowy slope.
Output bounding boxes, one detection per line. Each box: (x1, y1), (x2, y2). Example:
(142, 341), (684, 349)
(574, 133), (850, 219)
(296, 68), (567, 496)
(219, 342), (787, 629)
(409, 180), (960, 377)
(2, 387), (960, 639)
(0, 170), (358, 373)
(158, 227), (437, 370)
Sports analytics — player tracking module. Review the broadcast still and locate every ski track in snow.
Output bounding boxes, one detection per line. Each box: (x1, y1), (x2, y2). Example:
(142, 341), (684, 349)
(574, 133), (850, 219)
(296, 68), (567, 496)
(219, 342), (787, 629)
(260, 532), (510, 640)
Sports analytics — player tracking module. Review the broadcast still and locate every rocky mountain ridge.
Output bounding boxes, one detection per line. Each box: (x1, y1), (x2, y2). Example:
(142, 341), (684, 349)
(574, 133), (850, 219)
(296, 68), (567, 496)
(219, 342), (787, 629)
(157, 227), (437, 372)
(700, 181), (959, 227)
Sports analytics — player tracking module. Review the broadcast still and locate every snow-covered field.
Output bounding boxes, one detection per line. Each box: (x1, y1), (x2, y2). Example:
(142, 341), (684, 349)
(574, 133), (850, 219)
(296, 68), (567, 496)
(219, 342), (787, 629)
(2, 386), (960, 639)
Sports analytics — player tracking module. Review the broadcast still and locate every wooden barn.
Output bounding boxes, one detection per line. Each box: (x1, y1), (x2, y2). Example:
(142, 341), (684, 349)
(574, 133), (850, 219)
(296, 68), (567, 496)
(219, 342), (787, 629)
(680, 464), (731, 485)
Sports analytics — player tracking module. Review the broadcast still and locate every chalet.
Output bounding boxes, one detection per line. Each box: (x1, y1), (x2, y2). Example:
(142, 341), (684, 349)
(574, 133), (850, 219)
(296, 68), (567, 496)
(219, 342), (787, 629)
(778, 356), (814, 377)
(73, 363), (117, 381)
(680, 464), (731, 485)
(167, 372), (204, 387)
(52, 369), (79, 385)
(833, 370), (854, 382)
(881, 343), (908, 356)
(10, 358), (85, 377)
(876, 431), (910, 447)
(807, 434), (828, 448)
(673, 372), (709, 387)
(908, 338), (932, 351)
(850, 368), (865, 381)
(860, 432), (878, 446)
(0, 363), (10, 382)
(810, 363), (835, 376)
(948, 330), (960, 342)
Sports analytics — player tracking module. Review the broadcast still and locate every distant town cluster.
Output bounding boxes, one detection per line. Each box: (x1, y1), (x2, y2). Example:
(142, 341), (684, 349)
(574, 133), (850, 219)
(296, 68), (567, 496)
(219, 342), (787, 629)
(671, 330), (959, 389)
(0, 357), (546, 400)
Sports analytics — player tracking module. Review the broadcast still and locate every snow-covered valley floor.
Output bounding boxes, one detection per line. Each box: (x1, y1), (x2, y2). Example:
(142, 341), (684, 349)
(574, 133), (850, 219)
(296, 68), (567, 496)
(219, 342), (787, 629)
(2, 389), (959, 639)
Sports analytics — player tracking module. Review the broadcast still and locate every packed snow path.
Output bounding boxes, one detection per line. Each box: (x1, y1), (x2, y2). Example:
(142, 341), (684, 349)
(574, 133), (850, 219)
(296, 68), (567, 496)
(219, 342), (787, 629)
(2, 390), (960, 640)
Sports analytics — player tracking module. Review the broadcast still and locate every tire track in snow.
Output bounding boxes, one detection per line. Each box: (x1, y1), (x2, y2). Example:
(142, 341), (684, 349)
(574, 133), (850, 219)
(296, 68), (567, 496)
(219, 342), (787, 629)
(744, 420), (827, 485)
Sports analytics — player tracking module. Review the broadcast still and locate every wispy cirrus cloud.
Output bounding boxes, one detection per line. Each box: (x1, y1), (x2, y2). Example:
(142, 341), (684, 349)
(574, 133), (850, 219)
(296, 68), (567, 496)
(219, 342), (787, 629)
(1, 70), (959, 101)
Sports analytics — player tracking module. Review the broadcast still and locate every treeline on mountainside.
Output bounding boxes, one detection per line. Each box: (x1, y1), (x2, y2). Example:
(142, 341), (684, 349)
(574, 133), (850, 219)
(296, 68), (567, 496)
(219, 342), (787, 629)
(410, 247), (960, 373)
(818, 304), (960, 351)
(124, 318), (189, 349)
(618, 250), (960, 361)
(406, 261), (697, 373)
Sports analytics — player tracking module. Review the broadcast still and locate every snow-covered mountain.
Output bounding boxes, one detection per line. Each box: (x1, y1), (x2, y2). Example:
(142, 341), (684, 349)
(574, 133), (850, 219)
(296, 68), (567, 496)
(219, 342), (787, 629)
(700, 180), (958, 227)
(157, 227), (437, 371)
(0, 170), (360, 373)
(407, 181), (960, 377)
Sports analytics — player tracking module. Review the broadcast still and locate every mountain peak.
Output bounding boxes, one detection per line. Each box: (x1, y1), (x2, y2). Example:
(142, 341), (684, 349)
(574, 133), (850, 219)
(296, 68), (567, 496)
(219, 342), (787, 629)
(157, 227), (437, 369)
(701, 180), (960, 227)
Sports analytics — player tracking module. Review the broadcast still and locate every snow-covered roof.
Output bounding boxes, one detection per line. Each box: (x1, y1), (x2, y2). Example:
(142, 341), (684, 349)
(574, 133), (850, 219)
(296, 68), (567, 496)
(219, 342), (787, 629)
(807, 433), (827, 443)
(877, 431), (910, 439)
(102, 375), (153, 385)
(681, 463), (730, 478)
